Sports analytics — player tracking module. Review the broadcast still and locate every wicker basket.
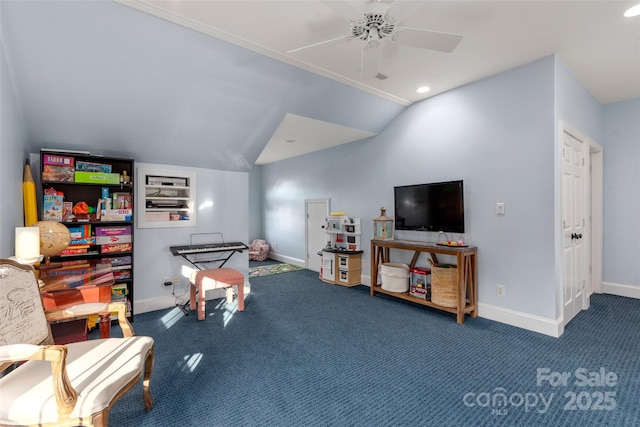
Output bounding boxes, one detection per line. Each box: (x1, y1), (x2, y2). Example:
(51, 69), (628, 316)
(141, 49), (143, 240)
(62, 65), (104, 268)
(428, 259), (458, 307)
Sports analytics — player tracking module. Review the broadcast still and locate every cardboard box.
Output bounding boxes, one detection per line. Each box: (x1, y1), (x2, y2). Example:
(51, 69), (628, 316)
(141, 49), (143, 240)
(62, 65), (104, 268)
(42, 165), (75, 182)
(100, 209), (132, 217)
(75, 161), (112, 173)
(69, 236), (96, 245)
(99, 209), (132, 222)
(101, 242), (132, 254)
(409, 284), (430, 300)
(43, 194), (64, 221)
(145, 211), (170, 221)
(96, 226), (131, 236)
(96, 234), (132, 245)
(67, 225), (91, 239)
(409, 267), (431, 299)
(112, 193), (133, 209)
(74, 171), (120, 184)
(43, 154), (74, 167)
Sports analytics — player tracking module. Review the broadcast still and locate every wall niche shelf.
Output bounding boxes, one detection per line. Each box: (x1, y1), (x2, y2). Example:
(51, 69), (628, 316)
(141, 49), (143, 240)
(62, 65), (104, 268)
(137, 168), (197, 228)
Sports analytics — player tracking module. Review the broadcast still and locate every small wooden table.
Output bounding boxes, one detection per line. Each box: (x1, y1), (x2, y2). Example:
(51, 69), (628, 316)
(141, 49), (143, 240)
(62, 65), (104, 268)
(39, 260), (115, 343)
(370, 239), (477, 324)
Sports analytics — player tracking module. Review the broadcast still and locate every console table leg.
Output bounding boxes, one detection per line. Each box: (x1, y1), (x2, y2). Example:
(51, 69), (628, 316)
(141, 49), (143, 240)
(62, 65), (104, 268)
(99, 311), (111, 338)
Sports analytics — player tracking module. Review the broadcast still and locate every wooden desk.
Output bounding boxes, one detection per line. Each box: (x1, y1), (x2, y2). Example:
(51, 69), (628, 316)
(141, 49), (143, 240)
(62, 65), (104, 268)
(39, 260), (115, 342)
(370, 239), (477, 324)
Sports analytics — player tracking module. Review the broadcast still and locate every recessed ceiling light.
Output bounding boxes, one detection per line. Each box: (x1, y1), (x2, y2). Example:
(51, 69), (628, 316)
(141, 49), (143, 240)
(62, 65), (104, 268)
(416, 86), (431, 94)
(624, 3), (640, 17)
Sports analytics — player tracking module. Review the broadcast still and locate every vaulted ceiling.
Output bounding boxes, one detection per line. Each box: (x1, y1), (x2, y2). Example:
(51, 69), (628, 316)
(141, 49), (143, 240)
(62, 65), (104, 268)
(2, 1), (639, 170)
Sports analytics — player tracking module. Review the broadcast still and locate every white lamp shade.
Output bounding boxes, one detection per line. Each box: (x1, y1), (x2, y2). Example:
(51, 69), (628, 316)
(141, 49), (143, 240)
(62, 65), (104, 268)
(15, 227), (40, 262)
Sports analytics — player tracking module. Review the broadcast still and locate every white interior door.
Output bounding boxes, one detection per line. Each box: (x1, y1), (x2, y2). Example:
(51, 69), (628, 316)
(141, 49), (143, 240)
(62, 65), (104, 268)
(562, 130), (587, 325)
(305, 199), (329, 272)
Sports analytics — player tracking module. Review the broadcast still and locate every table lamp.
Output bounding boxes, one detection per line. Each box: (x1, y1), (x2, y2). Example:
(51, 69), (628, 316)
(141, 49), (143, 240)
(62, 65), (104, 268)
(14, 226), (42, 265)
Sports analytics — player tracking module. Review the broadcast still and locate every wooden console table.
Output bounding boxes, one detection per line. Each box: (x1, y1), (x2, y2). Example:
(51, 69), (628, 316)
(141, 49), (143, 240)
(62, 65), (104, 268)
(370, 239), (477, 324)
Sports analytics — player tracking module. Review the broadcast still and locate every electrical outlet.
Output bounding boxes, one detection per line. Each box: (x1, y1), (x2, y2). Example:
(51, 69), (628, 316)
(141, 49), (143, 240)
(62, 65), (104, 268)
(496, 284), (505, 297)
(163, 276), (172, 286)
(272, 242), (278, 250)
(172, 275), (180, 285)
(361, 258), (366, 268)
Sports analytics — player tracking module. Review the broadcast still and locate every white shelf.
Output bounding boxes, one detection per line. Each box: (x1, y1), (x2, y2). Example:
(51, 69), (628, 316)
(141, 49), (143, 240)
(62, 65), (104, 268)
(136, 168), (197, 228)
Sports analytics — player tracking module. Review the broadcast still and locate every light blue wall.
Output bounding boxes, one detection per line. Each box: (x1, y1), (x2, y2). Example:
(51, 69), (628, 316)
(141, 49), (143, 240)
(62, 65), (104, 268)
(263, 56), (558, 319)
(248, 166), (264, 242)
(552, 56), (605, 317)
(603, 98), (640, 287)
(0, 37), (29, 258)
(555, 59), (639, 289)
(133, 163), (248, 312)
(554, 58), (604, 143)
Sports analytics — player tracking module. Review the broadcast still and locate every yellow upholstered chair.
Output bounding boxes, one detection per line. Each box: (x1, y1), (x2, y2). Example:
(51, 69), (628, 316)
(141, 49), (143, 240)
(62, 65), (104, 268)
(0, 259), (154, 427)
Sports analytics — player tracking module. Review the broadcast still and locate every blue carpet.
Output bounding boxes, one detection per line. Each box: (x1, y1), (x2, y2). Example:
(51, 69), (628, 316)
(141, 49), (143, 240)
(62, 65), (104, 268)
(109, 268), (640, 426)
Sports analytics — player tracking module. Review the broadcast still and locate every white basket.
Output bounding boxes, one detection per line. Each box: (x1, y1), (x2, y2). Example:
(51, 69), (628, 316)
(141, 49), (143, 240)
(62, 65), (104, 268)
(380, 263), (410, 292)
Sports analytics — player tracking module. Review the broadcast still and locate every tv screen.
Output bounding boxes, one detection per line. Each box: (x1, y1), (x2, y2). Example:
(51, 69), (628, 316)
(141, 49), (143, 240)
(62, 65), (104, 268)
(394, 180), (465, 233)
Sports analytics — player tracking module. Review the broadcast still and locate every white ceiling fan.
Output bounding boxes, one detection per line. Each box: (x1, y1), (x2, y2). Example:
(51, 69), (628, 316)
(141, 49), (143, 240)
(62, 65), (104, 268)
(286, 0), (463, 80)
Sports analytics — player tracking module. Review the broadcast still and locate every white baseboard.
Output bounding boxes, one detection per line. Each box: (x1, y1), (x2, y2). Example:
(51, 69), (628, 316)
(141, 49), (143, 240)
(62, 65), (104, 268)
(601, 281), (640, 299)
(362, 273), (561, 337)
(477, 303), (563, 337)
(267, 252), (305, 267)
(134, 282), (251, 315)
(360, 273), (371, 287)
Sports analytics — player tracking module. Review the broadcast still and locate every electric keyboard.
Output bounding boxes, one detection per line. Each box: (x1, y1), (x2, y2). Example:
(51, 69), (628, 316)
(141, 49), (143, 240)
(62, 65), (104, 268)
(169, 242), (248, 256)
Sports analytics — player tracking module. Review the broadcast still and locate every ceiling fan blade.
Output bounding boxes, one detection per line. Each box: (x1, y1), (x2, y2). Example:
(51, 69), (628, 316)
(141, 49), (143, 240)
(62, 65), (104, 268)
(360, 41), (380, 79)
(287, 35), (353, 54)
(320, 1), (365, 21)
(394, 28), (463, 53)
(385, 0), (426, 23)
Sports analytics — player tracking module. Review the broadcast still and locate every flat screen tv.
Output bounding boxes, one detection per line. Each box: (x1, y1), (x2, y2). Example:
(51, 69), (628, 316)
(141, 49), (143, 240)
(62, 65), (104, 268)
(394, 180), (465, 233)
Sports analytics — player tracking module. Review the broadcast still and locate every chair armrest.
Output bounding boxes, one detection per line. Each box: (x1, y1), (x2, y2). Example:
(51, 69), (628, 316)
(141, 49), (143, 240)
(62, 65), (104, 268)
(0, 344), (78, 416)
(107, 301), (134, 337)
(0, 344), (41, 362)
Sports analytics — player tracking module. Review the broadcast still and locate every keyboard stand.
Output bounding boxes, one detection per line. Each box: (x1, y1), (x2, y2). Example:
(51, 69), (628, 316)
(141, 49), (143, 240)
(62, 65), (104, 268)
(179, 251), (237, 271)
(170, 234), (247, 315)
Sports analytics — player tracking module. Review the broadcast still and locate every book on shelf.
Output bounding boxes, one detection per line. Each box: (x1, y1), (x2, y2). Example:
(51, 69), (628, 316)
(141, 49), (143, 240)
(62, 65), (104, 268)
(99, 255), (132, 267)
(112, 193), (133, 210)
(111, 284), (129, 297)
(59, 247), (89, 256)
(113, 270), (131, 280)
(42, 268), (114, 291)
(101, 242), (132, 254)
(95, 226), (131, 236)
(96, 234), (132, 245)
(69, 236), (96, 245)
(67, 224), (91, 239)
